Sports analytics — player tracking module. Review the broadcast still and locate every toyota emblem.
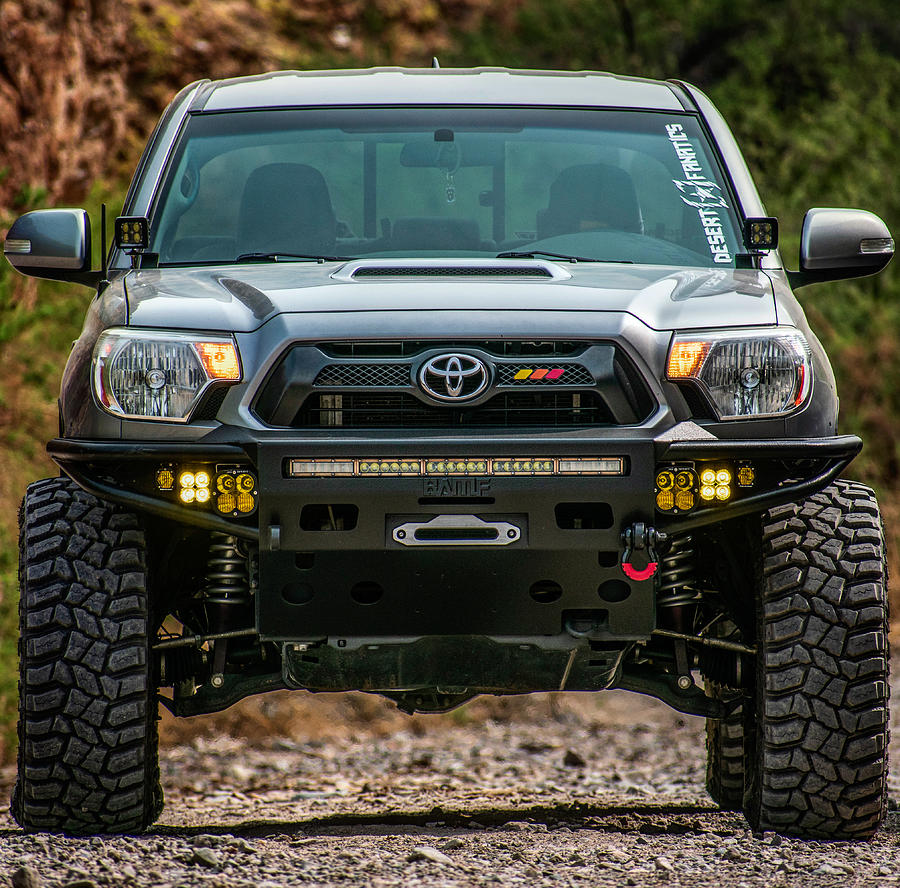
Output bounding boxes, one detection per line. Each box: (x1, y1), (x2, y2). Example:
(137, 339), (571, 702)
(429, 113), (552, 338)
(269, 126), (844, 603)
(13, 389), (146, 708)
(419, 353), (490, 402)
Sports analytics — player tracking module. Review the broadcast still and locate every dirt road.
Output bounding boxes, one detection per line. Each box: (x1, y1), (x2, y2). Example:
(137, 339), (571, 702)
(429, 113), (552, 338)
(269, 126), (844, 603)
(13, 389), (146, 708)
(1, 685), (899, 887)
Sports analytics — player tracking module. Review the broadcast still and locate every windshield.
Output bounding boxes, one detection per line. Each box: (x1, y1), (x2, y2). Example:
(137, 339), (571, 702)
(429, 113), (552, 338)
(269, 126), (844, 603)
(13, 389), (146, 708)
(149, 107), (743, 267)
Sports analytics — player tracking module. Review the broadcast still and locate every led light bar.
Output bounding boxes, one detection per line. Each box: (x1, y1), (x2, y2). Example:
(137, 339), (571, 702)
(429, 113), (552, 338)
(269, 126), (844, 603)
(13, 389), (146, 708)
(287, 457), (625, 477)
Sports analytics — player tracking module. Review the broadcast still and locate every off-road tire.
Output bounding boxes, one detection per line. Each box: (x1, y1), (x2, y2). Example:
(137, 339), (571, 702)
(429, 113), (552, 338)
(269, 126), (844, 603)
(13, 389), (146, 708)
(705, 682), (745, 810)
(12, 477), (163, 835)
(745, 480), (889, 839)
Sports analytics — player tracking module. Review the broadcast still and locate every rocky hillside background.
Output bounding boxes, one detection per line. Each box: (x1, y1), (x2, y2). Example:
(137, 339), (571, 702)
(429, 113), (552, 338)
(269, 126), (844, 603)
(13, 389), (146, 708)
(1, 0), (899, 760)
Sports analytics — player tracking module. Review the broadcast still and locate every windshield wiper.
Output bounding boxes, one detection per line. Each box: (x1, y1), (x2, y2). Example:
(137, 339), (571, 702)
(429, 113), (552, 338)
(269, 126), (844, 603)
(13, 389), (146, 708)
(496, 249), (633, 264)
(234, 252), (354, 263)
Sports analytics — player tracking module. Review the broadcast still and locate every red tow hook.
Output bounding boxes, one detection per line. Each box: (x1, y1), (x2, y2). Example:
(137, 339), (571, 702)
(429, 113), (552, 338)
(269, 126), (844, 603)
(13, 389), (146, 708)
(621, 523), (666, 582)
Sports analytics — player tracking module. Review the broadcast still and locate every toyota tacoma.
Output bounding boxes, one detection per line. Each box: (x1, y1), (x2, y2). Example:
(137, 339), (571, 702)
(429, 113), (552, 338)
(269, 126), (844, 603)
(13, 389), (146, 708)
(4, 66), (894, 838)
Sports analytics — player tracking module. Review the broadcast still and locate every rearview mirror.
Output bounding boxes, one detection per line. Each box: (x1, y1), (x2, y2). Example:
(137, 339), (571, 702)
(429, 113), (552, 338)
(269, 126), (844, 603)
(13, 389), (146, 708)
(3, 208), (100, 287)
(790, 207), (893, 288)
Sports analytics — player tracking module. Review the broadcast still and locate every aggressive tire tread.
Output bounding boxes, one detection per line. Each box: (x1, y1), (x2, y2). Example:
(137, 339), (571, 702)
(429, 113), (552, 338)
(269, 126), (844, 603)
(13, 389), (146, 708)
(13, 477), (163, 835)
(705, 682), (745, 810)
(748, 479), (889, 839)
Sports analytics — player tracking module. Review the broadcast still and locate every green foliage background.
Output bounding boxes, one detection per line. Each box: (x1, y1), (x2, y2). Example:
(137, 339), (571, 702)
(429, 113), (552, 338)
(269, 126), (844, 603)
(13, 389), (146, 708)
(1, 0), (899, 758)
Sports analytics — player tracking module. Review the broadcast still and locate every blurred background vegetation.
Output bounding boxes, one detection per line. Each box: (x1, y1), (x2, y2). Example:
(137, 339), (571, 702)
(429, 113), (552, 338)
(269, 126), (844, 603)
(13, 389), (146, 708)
(1, 0), (899, 760)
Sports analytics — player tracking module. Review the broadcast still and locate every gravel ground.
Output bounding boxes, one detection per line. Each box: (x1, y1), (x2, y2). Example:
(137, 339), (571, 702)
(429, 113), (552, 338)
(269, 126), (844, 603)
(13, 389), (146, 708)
(1, 683), (899, 888)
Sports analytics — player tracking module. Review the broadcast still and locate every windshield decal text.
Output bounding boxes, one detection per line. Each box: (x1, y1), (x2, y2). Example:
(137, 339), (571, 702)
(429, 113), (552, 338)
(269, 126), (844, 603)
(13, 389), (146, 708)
(666, 123), (732, 264)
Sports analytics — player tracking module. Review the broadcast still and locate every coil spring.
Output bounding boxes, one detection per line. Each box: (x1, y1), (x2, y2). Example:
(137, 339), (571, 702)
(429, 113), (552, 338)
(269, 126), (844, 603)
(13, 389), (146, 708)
(203, 533), (249, 608)
(657, 533), (699, 609)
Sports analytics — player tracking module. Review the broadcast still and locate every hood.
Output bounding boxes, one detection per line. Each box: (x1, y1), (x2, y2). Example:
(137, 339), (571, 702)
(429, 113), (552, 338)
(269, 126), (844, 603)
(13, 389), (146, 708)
(124, 260), (776, 333)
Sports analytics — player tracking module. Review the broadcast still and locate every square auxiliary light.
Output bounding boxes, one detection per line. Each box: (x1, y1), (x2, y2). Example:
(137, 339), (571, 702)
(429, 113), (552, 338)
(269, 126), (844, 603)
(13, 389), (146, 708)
(114, 216), (150, 250)
(744, 216), (778, 251)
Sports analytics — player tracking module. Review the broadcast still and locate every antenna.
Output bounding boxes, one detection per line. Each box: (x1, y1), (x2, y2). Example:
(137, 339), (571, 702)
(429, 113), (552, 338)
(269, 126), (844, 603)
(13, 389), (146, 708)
(100, 203), (109, 287)
(431, 57), (440, 69)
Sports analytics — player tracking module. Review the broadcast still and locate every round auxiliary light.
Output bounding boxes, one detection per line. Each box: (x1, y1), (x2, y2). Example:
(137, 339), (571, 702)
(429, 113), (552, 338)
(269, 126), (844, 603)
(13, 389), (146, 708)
(194, 471), (210, 489)
(716, 485), (731, 501)
(675, 471), (694, 490)
(700, 468), (716, 486)
(217, 473), (236, 493)
(656, 470), (675, 490)
(179, 471), (195, 489)
(716, 469), (732, 485)
(195, 487), (210, 504)
(700, 485), (716, 501)
(179, 487), (196, 504)
(236, 492), (255, 513)
(217, 492), (236, 513)
(236, 473), (255, 492)
(656, 489), (675, 511)
(675, 489), (695, 511)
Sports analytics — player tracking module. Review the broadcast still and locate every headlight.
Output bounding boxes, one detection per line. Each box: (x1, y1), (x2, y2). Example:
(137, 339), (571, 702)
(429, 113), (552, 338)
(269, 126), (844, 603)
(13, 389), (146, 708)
(93, 328), (241, 421)
(667, 328), (811, 420)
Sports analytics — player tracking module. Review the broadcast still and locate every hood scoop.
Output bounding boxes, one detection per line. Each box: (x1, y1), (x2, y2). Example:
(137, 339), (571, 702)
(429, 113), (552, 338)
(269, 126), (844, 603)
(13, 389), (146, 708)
(337, 259), (568, 281)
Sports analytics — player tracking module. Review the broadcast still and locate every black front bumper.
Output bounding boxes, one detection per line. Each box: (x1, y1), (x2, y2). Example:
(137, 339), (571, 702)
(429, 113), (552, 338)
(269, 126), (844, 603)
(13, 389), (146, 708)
(49, 431), (861, 642)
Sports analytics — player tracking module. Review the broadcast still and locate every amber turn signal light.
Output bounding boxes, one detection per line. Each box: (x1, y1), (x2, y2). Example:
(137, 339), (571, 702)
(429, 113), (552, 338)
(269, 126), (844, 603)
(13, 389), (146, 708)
(195, 342), (241, 380)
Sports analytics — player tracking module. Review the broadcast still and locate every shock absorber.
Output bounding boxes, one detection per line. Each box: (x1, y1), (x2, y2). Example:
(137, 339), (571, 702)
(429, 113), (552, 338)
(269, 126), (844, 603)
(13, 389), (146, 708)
(656, 533), (700, 633)
(203, 533), (250, 687)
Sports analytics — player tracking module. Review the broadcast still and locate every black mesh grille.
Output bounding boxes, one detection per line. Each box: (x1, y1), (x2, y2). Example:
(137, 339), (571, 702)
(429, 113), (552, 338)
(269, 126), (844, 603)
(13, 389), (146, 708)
(314, 364), (410, 387)
(496, 364), (594, 386)
(295, 391), (610, 428)
(352, 265), (553, 278)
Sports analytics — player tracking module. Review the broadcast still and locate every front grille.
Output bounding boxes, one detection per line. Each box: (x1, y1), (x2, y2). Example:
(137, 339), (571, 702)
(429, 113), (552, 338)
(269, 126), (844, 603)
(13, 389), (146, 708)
(351, 265), (553, 278)
(295, 391), (611, 428)
(314, 364), (410, 387)
(252, 341), (656, 428)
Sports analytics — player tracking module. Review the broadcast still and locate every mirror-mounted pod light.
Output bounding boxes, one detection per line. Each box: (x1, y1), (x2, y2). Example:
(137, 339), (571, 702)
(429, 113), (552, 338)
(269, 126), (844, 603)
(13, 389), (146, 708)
(744, 217), (778, 251)
(114, 216), (150, 251)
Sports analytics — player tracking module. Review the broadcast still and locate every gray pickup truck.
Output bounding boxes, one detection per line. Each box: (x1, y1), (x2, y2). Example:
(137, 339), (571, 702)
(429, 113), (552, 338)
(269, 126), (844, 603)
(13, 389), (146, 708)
(4, 67), (893, 838)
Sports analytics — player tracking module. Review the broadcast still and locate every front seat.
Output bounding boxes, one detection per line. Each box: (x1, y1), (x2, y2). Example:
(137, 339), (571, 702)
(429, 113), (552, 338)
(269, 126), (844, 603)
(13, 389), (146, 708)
(536, 162), (643, 240)
(238, 162), (337, 256)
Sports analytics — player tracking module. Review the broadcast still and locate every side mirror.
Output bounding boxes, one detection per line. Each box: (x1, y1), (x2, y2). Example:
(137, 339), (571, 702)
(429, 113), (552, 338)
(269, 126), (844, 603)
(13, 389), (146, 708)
(789, 207), (893, 288)
(3, 208), (100, 287)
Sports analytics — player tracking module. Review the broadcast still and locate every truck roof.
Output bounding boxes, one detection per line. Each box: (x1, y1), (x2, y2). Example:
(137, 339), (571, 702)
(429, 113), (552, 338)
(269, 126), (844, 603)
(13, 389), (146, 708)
(196, 67), (687, 113)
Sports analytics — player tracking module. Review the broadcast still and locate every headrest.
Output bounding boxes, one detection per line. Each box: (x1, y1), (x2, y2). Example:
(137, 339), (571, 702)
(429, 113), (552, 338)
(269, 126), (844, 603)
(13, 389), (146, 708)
(538, 163), (643, 239)
(238, 162), (336, 255)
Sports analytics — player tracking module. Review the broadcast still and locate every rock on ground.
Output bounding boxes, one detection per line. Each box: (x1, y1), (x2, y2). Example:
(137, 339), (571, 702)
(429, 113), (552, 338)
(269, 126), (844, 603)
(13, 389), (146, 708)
(1, 684), (900, 887)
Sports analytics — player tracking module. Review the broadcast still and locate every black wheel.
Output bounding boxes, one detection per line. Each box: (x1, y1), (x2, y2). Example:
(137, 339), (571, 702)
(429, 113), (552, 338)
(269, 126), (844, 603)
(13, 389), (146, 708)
(12, 477), (163, 835)
(705, 681), (745, 810)
(745, 480), (889, 839)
